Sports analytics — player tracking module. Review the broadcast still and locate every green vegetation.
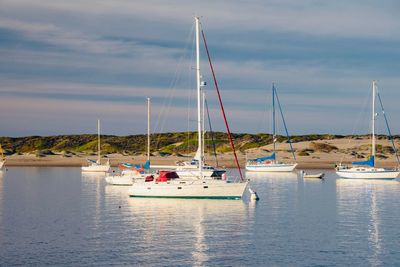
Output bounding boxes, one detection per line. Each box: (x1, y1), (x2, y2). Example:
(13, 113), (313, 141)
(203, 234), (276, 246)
(0, 133), (397, 156)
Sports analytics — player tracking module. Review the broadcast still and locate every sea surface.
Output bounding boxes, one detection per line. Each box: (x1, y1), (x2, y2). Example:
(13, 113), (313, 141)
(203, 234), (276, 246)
(1, 167), (400, 266)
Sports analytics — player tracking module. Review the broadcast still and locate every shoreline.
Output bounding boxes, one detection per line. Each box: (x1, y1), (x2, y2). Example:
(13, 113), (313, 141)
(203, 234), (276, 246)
(3, 154), (399, 169)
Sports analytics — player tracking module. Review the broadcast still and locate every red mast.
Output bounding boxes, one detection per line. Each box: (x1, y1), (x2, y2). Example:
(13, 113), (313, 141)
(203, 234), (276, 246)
(201, 29), (244, 182)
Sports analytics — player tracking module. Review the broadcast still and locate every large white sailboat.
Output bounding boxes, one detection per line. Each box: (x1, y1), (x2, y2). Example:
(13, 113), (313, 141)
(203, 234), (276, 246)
(245, 84), (297, 172)
(128, 17), (248, 199)
(336, 81), (400, 180)
(0, 144), (5, 171)
(82, 120), (110, 173)
(106, 98), (152, 185)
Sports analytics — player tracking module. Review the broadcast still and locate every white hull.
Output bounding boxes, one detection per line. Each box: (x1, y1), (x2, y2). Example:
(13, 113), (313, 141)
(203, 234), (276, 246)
(105, 170), (145, 185)
(245, 163), (297, 172)
(128, 179), (248, 199)
(82, 164), (110, 173)
(336, 169), (399, 180)
(106, 175), (134, 185)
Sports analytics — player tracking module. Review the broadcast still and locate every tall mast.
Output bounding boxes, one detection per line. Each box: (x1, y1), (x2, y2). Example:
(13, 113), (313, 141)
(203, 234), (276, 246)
(272, 83), (276, 154)
(195, 16), (203, 177)
(147, 97), (151, 162)
(202, 91), (205, 163)
(372, 80), (376, 158)
(97, 119), (101, 164)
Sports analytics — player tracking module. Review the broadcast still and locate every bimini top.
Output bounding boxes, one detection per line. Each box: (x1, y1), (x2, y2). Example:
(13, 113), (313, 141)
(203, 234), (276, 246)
(156, 171), (180, 182)
(352, 156), (375, 167)
(248, 152), (276, 162)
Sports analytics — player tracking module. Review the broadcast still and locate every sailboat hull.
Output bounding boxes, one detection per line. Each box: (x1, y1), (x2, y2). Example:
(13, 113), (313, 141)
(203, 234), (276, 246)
(82, 165), (110, 172)
(336, 169), (399, 179)
(128, 180), (248, 199)
(245, 163), (297, 172)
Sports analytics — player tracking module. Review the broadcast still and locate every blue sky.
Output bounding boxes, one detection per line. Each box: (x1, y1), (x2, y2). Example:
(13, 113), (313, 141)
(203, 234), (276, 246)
(0, 0), (400, 136)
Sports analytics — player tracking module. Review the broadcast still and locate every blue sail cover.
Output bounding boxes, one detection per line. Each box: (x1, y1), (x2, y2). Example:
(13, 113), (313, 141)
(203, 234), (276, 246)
(249, 152), (276, 162)
(352, 156), (375, 167)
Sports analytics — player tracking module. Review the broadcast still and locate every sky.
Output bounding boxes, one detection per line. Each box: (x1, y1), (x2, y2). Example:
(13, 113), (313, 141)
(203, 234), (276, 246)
(0, 0), (400, 137)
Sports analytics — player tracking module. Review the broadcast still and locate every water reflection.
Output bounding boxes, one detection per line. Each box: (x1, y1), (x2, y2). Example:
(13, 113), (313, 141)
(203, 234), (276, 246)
(124, 197), (248, 265)
(336, 179), (398, 266)
(246, 171), (298, 180)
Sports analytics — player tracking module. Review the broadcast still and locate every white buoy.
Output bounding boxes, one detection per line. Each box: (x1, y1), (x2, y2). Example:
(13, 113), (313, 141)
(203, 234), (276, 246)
(249, 188), (259, 201)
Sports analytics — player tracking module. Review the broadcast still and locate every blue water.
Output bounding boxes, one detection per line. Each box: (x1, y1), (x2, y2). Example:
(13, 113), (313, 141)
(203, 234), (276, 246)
(1, 167), (400, 266)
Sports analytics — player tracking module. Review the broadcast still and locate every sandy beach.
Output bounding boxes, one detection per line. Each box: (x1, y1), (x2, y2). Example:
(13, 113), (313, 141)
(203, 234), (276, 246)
(4, 137), (399, 169)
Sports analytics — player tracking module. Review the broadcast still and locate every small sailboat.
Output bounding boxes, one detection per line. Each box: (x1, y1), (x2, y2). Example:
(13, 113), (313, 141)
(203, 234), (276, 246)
(82, 120), (110, 173)
(0, 144), (5, 170)
(245, 84), (297, 172)
(106, 99), (151, 185)
(128, 17), (248, 199)
(336, 81), (400, 180)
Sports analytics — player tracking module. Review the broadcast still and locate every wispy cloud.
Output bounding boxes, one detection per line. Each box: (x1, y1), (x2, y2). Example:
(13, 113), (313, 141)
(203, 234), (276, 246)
(0, 1), (399, 135)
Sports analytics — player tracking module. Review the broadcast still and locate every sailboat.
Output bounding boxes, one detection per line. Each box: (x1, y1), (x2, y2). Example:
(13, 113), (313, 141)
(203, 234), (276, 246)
(0, 144), (5, 170)
(128, 17), (248, 199)
(81, 119), (110, 173)
(106, 98), (151, 185)
(245, 84), (297, 172)
(336, 81), (399, 179)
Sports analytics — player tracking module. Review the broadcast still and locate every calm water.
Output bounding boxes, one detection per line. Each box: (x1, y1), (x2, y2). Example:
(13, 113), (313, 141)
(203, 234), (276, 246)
(1, 168), (400, 266)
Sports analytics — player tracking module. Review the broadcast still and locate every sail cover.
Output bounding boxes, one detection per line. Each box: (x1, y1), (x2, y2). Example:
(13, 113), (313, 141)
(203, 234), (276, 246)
(352, 156), (375, 167)
(248, 152), (276, 162)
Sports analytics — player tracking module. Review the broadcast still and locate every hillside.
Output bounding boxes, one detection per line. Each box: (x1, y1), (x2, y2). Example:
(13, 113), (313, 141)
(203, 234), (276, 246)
(1, 132), (399, 156)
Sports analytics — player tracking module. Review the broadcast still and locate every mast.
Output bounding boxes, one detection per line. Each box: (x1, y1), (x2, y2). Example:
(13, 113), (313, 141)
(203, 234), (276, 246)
(195, 16), (203, 178)
(372, 80), (376, 158)
(97, 119), (101, 164)
(272, 83), (276, 154)
(147, 98), (151, 162)
(202, 91), (205, 164)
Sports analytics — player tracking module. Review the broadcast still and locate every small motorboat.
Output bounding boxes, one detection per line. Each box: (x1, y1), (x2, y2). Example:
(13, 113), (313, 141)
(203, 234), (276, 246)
(300, 170), (324, 179)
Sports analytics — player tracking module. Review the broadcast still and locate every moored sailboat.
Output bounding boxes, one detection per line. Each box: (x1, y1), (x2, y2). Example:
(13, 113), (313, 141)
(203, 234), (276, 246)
(82, 120), (110, 173)
(336, 81), (400, 179)
(245, 84), (297, 172)
(128, 17), (248, 199)
(106, 98), (152, 185)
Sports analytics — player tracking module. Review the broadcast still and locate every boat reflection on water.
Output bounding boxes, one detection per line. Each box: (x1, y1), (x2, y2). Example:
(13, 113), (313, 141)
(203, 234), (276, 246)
(246, 171), (298, 180)
(81, 172), (106, 179)
(336, 178), (398, 266)
(104, 184), (252, 266)
(127, 198), (249, 265)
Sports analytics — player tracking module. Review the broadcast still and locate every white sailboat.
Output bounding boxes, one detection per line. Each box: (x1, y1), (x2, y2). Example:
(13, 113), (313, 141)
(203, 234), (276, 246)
(106, 98), (152, 185)
(82, 119), (110, 173)
(245, 84), (297, 172)
(0, 144), (5, 170)
(128, 17), (248, 199)
(336, 81), (400, 180)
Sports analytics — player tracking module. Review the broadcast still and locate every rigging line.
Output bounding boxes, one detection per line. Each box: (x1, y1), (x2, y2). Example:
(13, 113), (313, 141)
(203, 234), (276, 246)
(274, 85), (296, 161)
(153, 23), (195, 149)
(186, 31), (196, 159)
(205, 96), (219, 167)
(201, 28), (244, 181)
(339, 87), (372, 164)
(377, 91), (400, 166)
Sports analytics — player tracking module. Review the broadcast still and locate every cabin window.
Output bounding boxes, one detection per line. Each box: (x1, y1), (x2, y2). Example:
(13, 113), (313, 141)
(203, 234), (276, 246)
(203, 186), (208, 189)
(147, 187), (151, 190)
(177, 187), (182, 189)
